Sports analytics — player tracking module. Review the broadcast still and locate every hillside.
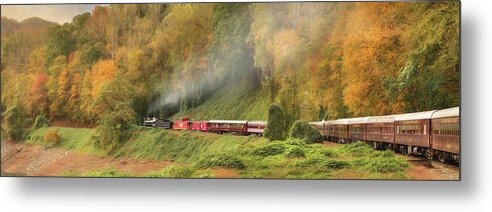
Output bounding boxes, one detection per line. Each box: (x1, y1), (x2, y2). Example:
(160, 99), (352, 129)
(171, 79), (271, 121)
(20, 126), (412, 179)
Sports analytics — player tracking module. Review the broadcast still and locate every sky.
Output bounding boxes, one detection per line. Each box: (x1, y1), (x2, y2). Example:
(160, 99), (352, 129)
(1, 4), (102, 24)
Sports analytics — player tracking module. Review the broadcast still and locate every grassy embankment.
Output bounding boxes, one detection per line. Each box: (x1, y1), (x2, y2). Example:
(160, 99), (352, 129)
(171, 80), (271, 120)
(28, 126), (409, 179)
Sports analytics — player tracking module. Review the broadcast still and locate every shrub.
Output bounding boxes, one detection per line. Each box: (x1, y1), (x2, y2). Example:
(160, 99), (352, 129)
(32, 115), (50, 131)
(289, 120), (322, 144)
(323, 149), (336, 157)
(351, 158), (369, 167)
(342, 141), (373, 156)
(253, 142), (287, 157)
(293, 157), (325, 168)
(284, 138), (306, 147)
(2, 105), (24, 141)
(195, 154), (246, 169)
(263, 104), (287, 141)
(324, 160), (350, 169)
(43, 130), (61, 147)
(285, 146), (306, 158)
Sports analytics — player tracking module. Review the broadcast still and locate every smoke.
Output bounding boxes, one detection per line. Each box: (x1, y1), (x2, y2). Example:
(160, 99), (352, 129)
(147, 65), (219, 115)
(146, 2), (335, 116)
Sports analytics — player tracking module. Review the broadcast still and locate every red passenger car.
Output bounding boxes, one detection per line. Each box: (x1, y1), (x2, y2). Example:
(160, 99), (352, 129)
(366, 115), (396, 150)
(173, 118), (191, 130)
(334, 119), (350, 143)
(348, 117), (371, 143)
(247, 121), (266, 136)
(431, 107), (460, 162)
(394, 110), (436, 157)
(208, 120), (248, 135)
(323, 120), (336, 142)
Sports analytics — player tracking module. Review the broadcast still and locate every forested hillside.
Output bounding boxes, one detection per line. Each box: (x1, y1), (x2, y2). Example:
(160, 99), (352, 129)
(1, 2), (459, 129)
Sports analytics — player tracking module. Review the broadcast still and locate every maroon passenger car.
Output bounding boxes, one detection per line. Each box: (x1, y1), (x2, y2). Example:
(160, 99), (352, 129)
(366, 115), (396, 150)
(431, 107), (460, 162)
(334, 119), (350, 143)
(208, 120), (248, 135)
(394, 110), (436, 157)
(348, 117), (371, 143)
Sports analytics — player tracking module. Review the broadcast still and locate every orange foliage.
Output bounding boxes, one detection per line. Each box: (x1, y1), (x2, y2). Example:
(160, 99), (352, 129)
(90, 60), (117, 98)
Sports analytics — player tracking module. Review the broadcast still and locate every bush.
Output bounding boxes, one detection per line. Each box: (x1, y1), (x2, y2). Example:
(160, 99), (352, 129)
(284, 138), (306, 147)
(293, 157), (325, 168)
(2, 105), (24, 141)
(342, 141), (373, 156)
(324, 160), (351, 169)
(321, 149), (336, 157)
(43, 130), (61, 147)
(366, 157), (409, 173)
(253, 142), (287, 157)
(195, 154), (246, 169)
(32, 115), (50, 131)
(289, 120), (322, 144)
(285, 146), (306, 158)
(263, 104), (287, 141)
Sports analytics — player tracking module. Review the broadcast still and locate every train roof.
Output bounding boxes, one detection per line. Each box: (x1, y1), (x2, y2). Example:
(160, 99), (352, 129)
(432, 107), (459, 119)
(348, 117), (372, 124)
(394, 110), (438, 121)
(367, 115), (396, 123)
(334, 119), (350, 125)
(323, 120), (337, 125)
(248, 121), (266, 125)
(308, 121), (324, 126)
(208, 120), (248, 124)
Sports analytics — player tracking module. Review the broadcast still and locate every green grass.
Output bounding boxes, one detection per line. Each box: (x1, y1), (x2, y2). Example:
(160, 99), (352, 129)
(30, 126), (409, 179)
(27, 127), (106, 155)
(65, 168), (131, 177)
(171, 79), (271, 120)
(113, 127), (266, 163)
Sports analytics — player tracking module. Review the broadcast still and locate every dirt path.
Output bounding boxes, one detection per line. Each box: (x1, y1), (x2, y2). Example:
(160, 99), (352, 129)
(321, 141), (460, 180)
(1, 141), (173, 177)
(402, 155), (460, 180)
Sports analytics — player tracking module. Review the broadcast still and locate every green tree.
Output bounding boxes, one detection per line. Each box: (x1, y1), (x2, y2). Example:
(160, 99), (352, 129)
(263, 104), (287, 141)
(92, 76), (136, 152)
(2, 105), (24, 141)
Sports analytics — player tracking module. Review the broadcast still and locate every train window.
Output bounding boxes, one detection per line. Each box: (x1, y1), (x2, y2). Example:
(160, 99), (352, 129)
(433, 123), (459, 136)
(398, 124), (422, 135)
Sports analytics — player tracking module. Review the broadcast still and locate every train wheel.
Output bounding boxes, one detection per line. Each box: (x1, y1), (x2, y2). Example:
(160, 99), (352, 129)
(425, 149), (433, 160)
(387, 144), (394, 151)
(437, 152), (447, 163)
(399, 146), (407, 155)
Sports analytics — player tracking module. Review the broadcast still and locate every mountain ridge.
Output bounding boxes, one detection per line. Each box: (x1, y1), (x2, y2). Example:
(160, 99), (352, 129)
(1, 16), (57, 33)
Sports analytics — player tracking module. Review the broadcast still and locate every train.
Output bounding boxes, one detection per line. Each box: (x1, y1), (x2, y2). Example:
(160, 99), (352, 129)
(308, 107), (460, 163)
(143, 117), (267, 136)
(143, 106), (459, 164)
